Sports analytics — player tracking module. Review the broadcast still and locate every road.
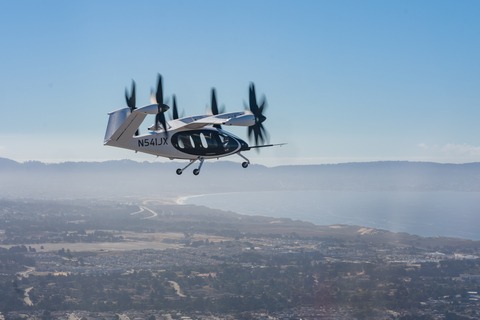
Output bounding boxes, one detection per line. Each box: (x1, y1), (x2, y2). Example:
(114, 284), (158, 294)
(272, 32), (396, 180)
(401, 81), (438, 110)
(168, 281), (186, 297)
(130, 205), (159, 219)
(24, 287), (33, 306)
(17, 266), (35, 278)
(130, 206), (145, 215)
(141, 207), (159, 220)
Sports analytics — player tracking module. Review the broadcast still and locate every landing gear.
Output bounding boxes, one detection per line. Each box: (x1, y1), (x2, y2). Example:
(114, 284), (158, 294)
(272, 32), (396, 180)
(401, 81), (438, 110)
(238, 152), (250, 169)
(176, 158), (205, 176)
(193, 157), (205, 175)
(176, 159), (196, 175)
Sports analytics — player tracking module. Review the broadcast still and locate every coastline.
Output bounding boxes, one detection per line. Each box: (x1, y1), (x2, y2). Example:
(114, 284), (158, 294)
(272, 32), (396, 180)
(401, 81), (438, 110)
(175, 191), (244, 205)
(171, 190), (480, 241)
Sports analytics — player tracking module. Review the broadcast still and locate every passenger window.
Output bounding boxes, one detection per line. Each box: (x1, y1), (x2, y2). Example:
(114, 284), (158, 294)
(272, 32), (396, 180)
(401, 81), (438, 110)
(189, 136), (195, 148)
(200, 133), (208, 148)
(180, 135), (193, 149)
(204, 132), (218, 148)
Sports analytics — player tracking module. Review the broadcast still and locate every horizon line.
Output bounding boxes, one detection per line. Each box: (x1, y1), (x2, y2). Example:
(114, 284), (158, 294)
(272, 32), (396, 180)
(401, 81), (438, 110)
(1, 156), (480, 167)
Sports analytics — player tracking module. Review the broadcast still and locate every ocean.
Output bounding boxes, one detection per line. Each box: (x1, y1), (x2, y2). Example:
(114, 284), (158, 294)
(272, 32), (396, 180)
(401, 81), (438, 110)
(179, 190), (480, 241)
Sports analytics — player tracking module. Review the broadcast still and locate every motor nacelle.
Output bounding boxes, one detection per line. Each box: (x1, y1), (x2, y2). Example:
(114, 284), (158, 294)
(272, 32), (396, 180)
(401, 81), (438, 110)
(223, 114), (255, 126)
(134, 104), (170, 114)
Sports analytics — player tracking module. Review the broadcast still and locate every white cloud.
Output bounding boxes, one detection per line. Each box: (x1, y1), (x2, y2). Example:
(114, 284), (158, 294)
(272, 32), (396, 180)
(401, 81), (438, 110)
(417, 143), (429, 149)
(418, 143), (480, 156)
(441, 143), (480, 156)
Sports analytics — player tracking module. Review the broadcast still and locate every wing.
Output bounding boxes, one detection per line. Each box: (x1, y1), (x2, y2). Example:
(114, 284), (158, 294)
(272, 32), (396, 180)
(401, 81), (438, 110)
(148, 111), (252, 131)
(177, 116), (227, 130)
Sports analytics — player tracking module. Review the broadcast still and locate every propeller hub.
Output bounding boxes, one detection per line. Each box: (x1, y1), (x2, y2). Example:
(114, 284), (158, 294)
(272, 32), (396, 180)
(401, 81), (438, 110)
(256, 115), (266, 123)
(158, 104), (170, 113)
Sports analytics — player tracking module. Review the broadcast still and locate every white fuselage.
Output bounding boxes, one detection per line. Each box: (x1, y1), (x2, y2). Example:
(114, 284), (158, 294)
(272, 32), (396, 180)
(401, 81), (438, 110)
(111, 127), (246, 160)
(104, 105), (253, 160)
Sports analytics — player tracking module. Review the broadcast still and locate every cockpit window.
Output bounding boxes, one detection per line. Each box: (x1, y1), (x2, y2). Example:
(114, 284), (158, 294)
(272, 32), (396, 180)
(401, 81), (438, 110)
(171, 130), (241, 156)
(218, 132), (238, 153)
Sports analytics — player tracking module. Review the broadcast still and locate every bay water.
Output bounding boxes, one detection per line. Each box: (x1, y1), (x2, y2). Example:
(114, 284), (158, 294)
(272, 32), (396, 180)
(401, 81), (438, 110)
(179, 191), (480, 241)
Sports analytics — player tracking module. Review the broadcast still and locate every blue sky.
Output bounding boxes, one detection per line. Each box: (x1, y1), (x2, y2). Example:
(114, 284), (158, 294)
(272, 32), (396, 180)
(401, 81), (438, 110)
(1, 0), (479, 166)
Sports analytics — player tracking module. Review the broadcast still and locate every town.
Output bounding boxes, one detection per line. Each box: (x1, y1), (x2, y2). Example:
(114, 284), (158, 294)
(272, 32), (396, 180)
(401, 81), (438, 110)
(1, 199), (480, 320)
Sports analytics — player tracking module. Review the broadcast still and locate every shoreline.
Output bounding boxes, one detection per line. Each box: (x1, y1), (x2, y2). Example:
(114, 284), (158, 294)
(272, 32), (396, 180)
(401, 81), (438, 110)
(175, 191), (245, 205)
(171, 190), (480, 242)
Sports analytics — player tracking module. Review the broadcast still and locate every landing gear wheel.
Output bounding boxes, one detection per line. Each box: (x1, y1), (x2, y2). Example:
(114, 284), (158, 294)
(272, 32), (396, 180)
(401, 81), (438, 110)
(193, 169), (199, 175)
(176, 169), (182, 175)
(242, 162), (249, 168)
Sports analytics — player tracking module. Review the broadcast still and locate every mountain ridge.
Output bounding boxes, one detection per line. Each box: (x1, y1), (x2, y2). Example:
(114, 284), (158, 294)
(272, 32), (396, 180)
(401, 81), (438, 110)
(1, 158), (479, 199)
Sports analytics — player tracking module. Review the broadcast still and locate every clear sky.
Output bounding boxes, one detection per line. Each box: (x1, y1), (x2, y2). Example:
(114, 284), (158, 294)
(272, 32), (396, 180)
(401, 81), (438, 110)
(1, 1), (479, 166)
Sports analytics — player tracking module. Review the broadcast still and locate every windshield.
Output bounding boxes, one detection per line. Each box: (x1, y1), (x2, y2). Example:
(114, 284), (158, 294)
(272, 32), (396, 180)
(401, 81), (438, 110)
(172, 129), (240, 156)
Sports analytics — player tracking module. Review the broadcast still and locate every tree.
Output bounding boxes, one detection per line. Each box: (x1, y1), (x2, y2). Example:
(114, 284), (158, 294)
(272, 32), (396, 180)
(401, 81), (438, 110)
(42, 310), (52, 320)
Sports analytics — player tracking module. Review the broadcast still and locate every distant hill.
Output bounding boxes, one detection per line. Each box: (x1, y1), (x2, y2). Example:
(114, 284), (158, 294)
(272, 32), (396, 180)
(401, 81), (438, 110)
(1, 158), (479, 199)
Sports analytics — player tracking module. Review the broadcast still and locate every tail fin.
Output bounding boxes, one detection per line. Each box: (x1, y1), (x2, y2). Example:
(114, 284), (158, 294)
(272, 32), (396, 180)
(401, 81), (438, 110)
(104, 107), (147, 145)
(104, 107), (131, 144)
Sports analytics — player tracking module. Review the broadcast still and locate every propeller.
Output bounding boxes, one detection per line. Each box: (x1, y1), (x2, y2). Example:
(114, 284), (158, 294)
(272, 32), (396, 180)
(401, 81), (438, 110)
(125, 80), (139, 136)
(151, 74), (170, 135)
(170, 94), (185, 120)
(211, 88), (226, 129)
(172, 95), (179, 120)
(247, 83), (268, 147)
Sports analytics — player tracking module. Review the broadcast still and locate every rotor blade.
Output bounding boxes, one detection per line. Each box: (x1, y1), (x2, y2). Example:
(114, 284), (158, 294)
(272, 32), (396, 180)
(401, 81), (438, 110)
(258, 96), (267, 115)
(172, 95), (178, 120)
(150, 90), (157, 104)
(206, 104), (213, 115)
(257, 123), (265, 145)
(125, 88), (130, 108)
(155, 112), (168, 135)
(247, 126), (254, 139)
(160, 112), (168, 136)
(211, 88), (219, 115)
(155, 113), (160, 130)
(155, 74), (163, 106)
(249, 83), (258, 114)
(259, 123), (269, 149)
(131, 81), (136, 109)
(219, 104), (226, 114)
(259, 123), (270, 144)
(125, 80), (136, 111)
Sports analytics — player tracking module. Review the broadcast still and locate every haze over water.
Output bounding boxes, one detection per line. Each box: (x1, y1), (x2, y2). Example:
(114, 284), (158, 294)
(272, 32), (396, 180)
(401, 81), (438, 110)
(181, 191), (480, 241)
